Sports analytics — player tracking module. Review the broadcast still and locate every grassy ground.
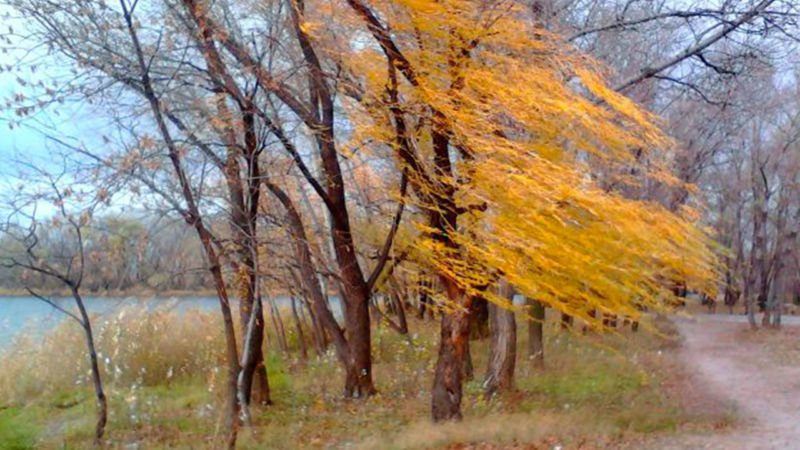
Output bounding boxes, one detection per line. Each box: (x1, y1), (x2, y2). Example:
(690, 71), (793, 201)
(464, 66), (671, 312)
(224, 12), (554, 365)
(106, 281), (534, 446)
(0, 308), (731, 449)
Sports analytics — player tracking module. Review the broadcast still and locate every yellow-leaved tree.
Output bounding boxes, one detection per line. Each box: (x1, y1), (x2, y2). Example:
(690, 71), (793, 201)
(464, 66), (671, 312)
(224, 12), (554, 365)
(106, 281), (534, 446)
(296, 0), (718, 420)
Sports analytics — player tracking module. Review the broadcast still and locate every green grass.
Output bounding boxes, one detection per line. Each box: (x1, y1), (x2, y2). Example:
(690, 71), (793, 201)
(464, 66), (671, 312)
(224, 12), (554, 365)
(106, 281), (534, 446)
(0, 407), (40, 450)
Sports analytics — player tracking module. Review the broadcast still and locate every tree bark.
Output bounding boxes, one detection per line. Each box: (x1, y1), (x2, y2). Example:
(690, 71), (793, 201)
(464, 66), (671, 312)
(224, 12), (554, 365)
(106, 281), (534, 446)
(463, 338), (474, 381)
(343, 295), (376, 397)
(431, 280), (471, 421)
(469, 295), (490, 339)
(560, 312), (573, 329)
(483, 283), (517, 399)
(418, 276), (433, 320)
(237, 295), (267, 425)
(526, 297), (545, 370)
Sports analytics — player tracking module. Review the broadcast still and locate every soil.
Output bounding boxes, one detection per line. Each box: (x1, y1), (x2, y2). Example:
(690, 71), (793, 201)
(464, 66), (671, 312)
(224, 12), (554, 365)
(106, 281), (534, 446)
(652, 314), (800, 449)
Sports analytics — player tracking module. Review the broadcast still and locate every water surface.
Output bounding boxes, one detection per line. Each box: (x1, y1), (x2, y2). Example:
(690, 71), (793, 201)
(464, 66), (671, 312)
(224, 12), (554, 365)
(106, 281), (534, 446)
(0, 294), (346, 346)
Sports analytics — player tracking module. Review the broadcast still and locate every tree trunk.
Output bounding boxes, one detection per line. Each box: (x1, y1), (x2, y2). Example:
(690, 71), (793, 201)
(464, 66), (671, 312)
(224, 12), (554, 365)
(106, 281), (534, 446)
(193, 228), (245, 438)
(238, 291), (270, 407)
(603, 313), (618, 329)
(281, 0), (378, 398)
(268, 297), (289, 354)
(418, 276), (432, 320)
(761, 301), (771, 326)
(772, 293), (782, 328)
(267, 183), (351, 368)
(560, 312), (573, 329)
(745, 278), (757, 328)
(483, 283), (516, 399)
(526, 297), (545, 370)
(391, 290), (409, 335)
(469, 295), (490, 340)
(237, 295), (267, 425)
(73, 288), (107, 445)
(747, 164), (768, 329)
(463, 338), (474, 381)
(344, 295), (377, 397)
(123, 8), (241, 442)
(431, 282), (471, 422)
(723, 269), (739, 314)
(291, 297), (309, 360)
(384, 294), (396, 314)
(210, 82), (268, 411)
(239, 289), (270, 408)
(304, 298), (326, 355)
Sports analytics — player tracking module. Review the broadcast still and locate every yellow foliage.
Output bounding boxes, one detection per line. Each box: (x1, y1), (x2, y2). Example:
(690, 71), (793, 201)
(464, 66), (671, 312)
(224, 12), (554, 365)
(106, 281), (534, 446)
(310, 0), (719, 326)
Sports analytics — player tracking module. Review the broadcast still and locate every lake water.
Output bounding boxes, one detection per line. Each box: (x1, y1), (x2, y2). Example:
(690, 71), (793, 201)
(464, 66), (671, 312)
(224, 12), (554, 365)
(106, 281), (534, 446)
(0, 296), (219, 347)
(0, 295), (342, 348)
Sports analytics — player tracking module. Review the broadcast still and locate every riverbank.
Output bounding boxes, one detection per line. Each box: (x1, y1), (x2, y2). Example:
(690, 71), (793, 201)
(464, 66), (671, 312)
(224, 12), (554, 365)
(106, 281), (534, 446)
(0, 311), (733, 449)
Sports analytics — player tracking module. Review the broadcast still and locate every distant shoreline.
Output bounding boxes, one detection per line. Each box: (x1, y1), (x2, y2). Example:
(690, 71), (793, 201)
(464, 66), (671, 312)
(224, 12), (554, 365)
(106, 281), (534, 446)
(0, 288), (219, 299)
(0, 288), (332, 299)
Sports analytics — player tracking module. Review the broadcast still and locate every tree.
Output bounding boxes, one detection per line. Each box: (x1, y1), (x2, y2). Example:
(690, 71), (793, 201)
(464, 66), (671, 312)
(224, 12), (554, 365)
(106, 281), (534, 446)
(326, 0), (717, 420)
(0, 162), (108, 444)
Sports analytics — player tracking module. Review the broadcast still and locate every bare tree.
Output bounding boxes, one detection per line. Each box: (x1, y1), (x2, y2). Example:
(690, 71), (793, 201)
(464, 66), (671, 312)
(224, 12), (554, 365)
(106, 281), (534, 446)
(0, 161), (108, 445)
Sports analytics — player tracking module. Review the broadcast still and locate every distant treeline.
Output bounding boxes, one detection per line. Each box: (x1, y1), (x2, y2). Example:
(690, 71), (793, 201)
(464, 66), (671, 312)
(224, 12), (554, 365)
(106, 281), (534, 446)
(0, 215), (213, 293)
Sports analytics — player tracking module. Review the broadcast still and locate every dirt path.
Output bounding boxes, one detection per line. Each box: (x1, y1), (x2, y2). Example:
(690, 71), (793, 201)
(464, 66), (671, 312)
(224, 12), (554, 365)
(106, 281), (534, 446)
(654, 315), (800, 449)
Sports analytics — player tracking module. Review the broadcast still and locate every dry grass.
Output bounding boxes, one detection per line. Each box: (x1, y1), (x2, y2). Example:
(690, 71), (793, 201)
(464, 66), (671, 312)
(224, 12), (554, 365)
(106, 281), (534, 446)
(0, 305), (227, 404)
(0, 307), (730, 449)
(734, 325), (800, 366)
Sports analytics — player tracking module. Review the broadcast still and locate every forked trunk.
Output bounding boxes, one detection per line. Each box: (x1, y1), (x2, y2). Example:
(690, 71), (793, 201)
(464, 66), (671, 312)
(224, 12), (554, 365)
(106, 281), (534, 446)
(238, 295), (268, 424)
(240, 293), (270, 408)
(245, 326), (270, 406)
